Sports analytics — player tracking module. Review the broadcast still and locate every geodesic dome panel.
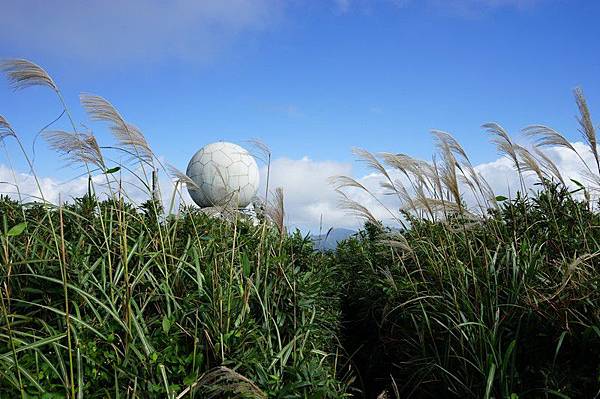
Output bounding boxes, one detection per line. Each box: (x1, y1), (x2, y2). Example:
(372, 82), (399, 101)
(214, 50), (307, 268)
(186, 142), (260, 208)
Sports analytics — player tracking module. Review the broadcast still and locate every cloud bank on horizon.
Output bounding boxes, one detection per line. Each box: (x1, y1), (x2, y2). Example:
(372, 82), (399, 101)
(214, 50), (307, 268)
(0, 139), (596, 232)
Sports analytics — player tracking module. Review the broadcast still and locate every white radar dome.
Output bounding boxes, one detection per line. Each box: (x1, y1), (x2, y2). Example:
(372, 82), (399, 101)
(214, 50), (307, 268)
(186, 142), (260, 208)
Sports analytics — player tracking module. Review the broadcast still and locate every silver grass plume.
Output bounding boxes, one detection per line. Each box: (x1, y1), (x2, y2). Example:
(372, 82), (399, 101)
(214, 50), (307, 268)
(402, 196), (465, 216)
(246, 138), (271, 163)
(431, 130), (470, 163)
(329, 175), (370, 192)
(380, 152), (432, 183)
(431, 130), (491, 206)
(379, 178), (419, 214)
(580, 167), (600, 189)
(380, 152), (437, 200)
(167, 164), (199, 189)
(515, 145), (544, 182)
(43, 130), (105, 170)
(353, 147), (392, 181)
(116, 123), (154, 164)
(464, 161), (494, 207)
(266, 187), (285, 236)
(430, 156), (445, 201)
(483, 122), (526, 193)
(80, 94), (154, 164)
(412, 183), (434, 218)
(483, 123), (520, 170)
(533, 147), (565, 186)
(380, 152), (415, 173)
(247, 138), (272, 202)
(0, 115), (17, 141)
(352, 147), (414, 213)
(458, 173), (480, 206)
(335, 189), (381, 226)
(522, 125), (576, 152)
(574, 87), (600, 174)
(523, 123), (596, 178)
(1, 59), (58, 92)
(473, 169), (498, 208)
(433, 133), (462, 210)
(195, 366), (267, 399)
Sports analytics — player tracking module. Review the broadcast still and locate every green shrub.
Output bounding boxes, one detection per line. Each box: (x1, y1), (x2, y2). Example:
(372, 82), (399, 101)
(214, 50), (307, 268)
(337, 183), (600, 398)
(0, 196), (350, 398)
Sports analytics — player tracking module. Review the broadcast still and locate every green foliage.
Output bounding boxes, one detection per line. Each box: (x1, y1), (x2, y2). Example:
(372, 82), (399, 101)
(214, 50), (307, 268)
(1, 58), (599, 398)
(0, 197), (349, 398)
(337, 183), (600, 398)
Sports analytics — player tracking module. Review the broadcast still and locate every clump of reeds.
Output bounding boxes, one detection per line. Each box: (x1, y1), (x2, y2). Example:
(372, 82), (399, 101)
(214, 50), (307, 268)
(0, 59), (349, 398)
(334, 90), (600, 398)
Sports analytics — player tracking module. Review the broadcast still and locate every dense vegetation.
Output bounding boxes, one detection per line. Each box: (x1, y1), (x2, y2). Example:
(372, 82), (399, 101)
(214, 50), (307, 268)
(0, 195), (348, 398)
(337, 184), (600, 398)
(0, 59), (599, 397)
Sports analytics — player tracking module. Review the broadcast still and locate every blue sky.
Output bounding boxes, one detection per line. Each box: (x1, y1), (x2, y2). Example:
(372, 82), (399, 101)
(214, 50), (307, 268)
(1, 0), (599, 230)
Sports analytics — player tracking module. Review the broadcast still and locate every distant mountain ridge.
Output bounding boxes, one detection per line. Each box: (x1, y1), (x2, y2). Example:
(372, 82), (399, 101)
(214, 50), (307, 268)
(311, 228), (356, 251)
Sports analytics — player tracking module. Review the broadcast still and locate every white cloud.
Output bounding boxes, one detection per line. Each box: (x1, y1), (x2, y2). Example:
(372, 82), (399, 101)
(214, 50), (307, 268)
(475, 142), (597, 196)
(260, 156), (353, 232)
(0, 162), (190, 212)
(2, 142), (597, 233)
(0, 163), (88, 203)
(262, 142), (599, 232)
(1, 0), (282, 64)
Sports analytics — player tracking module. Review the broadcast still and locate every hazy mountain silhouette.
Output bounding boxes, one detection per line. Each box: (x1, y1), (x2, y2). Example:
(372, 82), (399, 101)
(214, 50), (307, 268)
(311, 228), (356, 251)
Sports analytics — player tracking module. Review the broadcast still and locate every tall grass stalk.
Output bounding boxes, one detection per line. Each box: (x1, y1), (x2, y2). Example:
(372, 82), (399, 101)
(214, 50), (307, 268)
(334, 92), (600, 397)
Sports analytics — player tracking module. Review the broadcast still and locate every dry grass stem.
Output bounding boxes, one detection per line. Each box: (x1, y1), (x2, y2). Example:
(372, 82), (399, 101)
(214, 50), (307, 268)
(246, 138), (271, 163)
(336, 189), (381, 226)
(353, 147), (393, 180)
(515, 145), (544, 182)
(523, 125), (576, 152)
(266, 187), (285, 235)
(574, 87), (599, 172)
(167, 164), (199, 189)
(432, 130), (470, 162)
(80, 94), (154, 164)
(42, 130), (105, 169)
(198, 366), (267, 399)
(483, 123), (519, 169)
(329, 175), (370, 192)
(0, 115), (16, 141)
(534, 147), (565, 185)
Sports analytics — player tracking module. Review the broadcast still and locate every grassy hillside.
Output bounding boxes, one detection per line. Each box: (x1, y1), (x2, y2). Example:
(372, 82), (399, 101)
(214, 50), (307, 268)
(0, 59), (599, 398)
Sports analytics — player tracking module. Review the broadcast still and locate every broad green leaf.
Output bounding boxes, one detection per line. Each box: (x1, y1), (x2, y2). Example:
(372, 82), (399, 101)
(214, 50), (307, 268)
(104, 166), (121, 174)
(484, 363), (496, 399)
(570, 178), (584, 188)
(495, 195), (508, 202)
(7, 222), (27, 237)
(241, 253), (251, 277)
(162, 315), (171, 334)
